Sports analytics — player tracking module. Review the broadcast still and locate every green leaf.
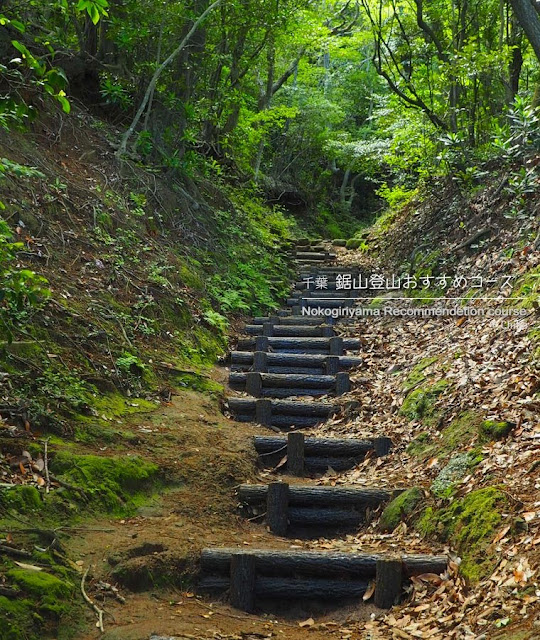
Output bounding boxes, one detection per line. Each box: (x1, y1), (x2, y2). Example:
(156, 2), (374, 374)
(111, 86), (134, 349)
(88, 4), (100, 24)
(56, 94), (71, 114)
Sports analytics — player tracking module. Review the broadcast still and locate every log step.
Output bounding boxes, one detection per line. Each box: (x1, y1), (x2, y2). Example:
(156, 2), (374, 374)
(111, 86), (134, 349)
(199, 548), (449, 611)
(253, 434), (392, 458)
(238, 484), (392, 507)
(227, 397), (338, 428)
(251, 316), (332, 325)
(230, 351), (362, 374)
(286, 298), (356, 308)
(199, 575), (369, 600)
(229, 372), (350, 397)
(236, 336), (361, 354)
(295, 252), (335, 261)
(200, 548), (448, 578)
(244, 324), (335, 337)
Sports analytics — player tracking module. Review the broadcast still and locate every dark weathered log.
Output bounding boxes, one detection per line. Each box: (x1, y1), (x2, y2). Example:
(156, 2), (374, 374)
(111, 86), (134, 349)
(295, 252), (330, 260)
(267, 482), (289, 536)
(230, 352), (363, 369)
(270, 415), (325, 428)
(245, 325), (334, 337)
(200, 548), (448, 579)
(238, 485), (391, 507)
(288, 507), (363, 527)
(227, 398), (337, 417)
(255, 399), (272, 426)
(254, 436), (375, 457)
(199, 576), (369, 600)
(237, 337), (361, 352)
(303, 456), (361, 472)
(230, 373), (338, 389)
(286, 298), (356, 308)
(375, 556), (403, 609)
(287, 432), (304, 476)
(245, 372), (263, 396)
(253, 351), (268, 372)
(230, 554), (256, 612)
(251, 316), (329, 326)
(292, 290), (357, 299)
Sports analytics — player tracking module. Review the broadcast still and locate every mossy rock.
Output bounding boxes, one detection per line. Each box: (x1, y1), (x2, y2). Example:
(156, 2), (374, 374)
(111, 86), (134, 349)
(0, 596), (36, 640)
(345, 238), (362, 249)
(417, 487), (506, 582)
(430, 452), (481, 497)
(7, 569), (73, 620)
(406, 432), (432, 457)
(479, 420), (513, 441)
(50, 452), (159, 513)
(379, 487), (423, 532)
(332, 239), (347, 246)
(0, 485), (42, 514)
(400, 379), (449, 423)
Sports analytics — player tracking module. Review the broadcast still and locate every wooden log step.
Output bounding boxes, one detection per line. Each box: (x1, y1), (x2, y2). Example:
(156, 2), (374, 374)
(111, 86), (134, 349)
(238, 484), (392, 507)
(230, 351), (362, 370)
(291, 289), (359, 299)
(236, 337), (361, 353)
(253, 435), (384, 457)
(233, 414), (325, 428)
(228, 398), (338, 418)
(229, 372), (350, 398)
(295, 252), (334, 260)
(251, 316), (329, 325)
(286, 298), (356, 308)
(288, 507), (363, 527)
(299, 268), (360, 275)
(200, 548), (449, 579)
(199, 575), (369, 599)
(244, 324), (335, 337)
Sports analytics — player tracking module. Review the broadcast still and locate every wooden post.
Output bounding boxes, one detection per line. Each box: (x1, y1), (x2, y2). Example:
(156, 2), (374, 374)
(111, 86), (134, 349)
(321, 325), (334, 337)
(230, 553), (256, 612)
(255, 399), (272, 426)
(329, 336), (343, 355)
(287, 432), (305, 477)
(374, 555), (403, 609)
(266, 482), (289, 536)
(292, 305), (301, 315)
(263, 322), (274, 337)
(246, 372), (263, 397)
(373, 437), (392, 457)
(253, 351), (268, 373)
(269, 315), (280, 325)
(325, 356), (340, 375)
(335, 372), (350, 395)
(255, 336), (269, 352)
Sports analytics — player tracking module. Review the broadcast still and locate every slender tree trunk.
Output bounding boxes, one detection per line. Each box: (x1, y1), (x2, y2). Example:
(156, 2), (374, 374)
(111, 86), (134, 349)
(508, 0), (540, 63)
(117, 0), (222, 157)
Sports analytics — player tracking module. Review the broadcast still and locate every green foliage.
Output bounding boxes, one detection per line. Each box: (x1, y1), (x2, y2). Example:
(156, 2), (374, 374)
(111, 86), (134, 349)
(479, 420), (513, 441)
(0, 220), (50, 341)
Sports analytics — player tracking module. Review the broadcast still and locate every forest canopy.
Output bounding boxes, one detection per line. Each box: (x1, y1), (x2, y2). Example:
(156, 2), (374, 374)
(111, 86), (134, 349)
(2, 0), (540, 223)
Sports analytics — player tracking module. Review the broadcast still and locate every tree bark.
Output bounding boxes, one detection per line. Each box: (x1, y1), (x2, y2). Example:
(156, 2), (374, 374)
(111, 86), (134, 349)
(508, 0), (540, 63)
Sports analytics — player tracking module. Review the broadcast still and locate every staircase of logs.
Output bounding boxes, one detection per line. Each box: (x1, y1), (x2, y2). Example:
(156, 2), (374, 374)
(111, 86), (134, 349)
(199, 239), (447, 613)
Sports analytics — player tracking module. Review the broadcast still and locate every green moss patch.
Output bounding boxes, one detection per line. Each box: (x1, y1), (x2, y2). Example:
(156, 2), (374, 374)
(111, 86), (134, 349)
(479, 420), (513, 441)
(400, 379), (449, 423)
(379, 487), (423, 532)
(407, 411), (483, 460)
(417, 487), (506, 582)
(50, 452), (160, 514)
(0, 485), (42, 515)
(402, 356), (440, 393)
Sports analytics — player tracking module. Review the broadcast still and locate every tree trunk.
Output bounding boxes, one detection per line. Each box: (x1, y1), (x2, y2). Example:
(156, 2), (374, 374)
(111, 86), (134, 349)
(508, 0), (540, 63)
